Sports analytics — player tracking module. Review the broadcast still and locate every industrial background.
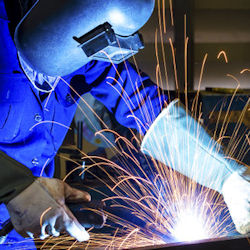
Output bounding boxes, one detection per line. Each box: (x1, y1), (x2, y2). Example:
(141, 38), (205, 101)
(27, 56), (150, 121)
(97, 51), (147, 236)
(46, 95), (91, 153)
(137, 0), (250, 90)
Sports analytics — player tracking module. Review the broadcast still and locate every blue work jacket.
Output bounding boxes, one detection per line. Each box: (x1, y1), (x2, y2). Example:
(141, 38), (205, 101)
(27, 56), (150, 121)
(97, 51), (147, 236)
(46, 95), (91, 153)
(0, 0), (167, 248)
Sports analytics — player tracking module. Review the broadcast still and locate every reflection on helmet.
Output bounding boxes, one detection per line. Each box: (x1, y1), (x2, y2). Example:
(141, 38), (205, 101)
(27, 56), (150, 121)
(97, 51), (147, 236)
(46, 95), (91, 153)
(15, 0), (155, 76)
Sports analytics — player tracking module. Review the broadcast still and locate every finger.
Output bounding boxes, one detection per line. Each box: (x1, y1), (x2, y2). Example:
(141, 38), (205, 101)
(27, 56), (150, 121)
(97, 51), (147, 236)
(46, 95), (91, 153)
(65, 219), (89, 242)
(40, 223), (49, 240)
(46, 224), (60, 237)
(48, 217), (60, 237)
(63, 182), (91, 203)
(40, 234), (50, 240)
(51, 227), (60, 237)
(60, 209), (89, 242)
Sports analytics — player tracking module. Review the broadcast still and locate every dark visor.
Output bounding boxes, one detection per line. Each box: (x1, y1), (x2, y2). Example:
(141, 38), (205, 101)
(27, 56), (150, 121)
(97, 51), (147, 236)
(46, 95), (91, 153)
(73, 22), (144, 64)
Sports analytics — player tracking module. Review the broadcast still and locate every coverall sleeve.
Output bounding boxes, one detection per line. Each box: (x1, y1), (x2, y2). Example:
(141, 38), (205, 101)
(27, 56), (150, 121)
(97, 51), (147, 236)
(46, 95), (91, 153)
(72, 60), (168, 134)
(0, 151), (35, 204)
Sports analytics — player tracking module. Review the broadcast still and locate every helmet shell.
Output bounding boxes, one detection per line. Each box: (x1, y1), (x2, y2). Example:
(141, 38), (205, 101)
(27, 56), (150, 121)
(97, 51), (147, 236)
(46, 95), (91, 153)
(15, 0), (155, 76)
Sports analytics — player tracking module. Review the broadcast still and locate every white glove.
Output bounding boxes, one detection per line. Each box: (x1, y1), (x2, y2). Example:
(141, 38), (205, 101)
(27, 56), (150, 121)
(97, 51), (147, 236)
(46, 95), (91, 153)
(222, 172), (250, 234)
(6, 177), (91, 241)
(141, 99), (249, 235)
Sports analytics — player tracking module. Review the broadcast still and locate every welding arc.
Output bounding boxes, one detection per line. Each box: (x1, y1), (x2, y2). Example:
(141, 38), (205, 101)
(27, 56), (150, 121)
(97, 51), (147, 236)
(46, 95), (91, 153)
(105, 206), (173, 243)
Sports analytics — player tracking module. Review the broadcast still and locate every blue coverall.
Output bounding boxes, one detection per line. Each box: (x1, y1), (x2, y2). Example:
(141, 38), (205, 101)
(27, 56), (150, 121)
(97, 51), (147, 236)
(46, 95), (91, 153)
(0, 0), (167, 248)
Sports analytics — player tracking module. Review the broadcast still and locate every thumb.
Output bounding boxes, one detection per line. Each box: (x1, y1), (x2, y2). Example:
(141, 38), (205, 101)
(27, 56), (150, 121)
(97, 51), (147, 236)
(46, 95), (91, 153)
(63, 182), (91, 203)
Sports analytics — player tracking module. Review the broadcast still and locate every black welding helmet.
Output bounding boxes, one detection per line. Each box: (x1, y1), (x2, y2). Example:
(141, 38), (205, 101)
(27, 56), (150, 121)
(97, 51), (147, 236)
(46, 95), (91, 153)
(15, 0), (155, 76)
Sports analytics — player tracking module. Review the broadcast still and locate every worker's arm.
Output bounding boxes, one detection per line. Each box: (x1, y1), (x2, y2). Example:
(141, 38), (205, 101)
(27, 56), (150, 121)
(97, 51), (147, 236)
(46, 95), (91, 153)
(0, 150), (35, 204)
(141, 100), (250, 234)
(67, 60), (168, 134)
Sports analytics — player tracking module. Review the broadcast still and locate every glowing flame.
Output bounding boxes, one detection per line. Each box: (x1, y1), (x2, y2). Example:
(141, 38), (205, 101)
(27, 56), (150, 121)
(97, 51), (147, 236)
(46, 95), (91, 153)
(172, 209), (210, 242)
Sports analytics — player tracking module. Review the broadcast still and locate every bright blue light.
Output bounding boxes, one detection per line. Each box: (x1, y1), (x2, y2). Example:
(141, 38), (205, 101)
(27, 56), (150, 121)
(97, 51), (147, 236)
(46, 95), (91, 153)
(171, 209), (209, 242)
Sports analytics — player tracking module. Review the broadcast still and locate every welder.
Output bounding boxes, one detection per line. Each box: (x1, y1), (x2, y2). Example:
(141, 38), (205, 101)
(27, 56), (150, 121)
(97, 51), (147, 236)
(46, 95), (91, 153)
(0, 0), (249, 249)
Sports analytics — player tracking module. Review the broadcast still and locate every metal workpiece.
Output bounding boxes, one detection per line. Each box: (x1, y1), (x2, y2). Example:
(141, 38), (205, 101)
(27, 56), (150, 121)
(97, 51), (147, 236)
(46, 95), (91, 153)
(133, 234), (250, 250)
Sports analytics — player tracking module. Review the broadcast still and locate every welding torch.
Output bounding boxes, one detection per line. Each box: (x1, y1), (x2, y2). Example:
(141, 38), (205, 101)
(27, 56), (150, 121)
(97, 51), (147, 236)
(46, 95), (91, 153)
(0, 200), (106, 243)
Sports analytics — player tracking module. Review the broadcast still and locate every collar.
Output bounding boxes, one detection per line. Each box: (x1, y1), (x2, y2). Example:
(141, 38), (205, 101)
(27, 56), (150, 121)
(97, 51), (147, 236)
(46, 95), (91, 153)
(19, 53), (59, 93)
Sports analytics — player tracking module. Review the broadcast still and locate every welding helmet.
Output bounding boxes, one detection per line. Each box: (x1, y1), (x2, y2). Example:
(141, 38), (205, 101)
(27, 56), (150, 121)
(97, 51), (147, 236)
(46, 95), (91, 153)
(15, 0), (155, 76)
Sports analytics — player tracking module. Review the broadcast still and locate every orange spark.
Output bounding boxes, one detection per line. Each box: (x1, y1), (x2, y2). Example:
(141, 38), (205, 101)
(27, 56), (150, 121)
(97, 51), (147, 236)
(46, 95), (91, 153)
(217, 50), (228, 63)
(40, 158), (51, 177)
(169, 0), (174, 26)
(40, 207), (52, 228)
(240, 68), (250, 74)
(29, 121), (72, 131)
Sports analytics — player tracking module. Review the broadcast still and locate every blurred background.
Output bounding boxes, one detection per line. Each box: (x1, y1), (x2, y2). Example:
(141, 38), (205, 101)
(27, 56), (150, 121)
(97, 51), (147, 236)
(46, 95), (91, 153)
(136, 0), (250, 90)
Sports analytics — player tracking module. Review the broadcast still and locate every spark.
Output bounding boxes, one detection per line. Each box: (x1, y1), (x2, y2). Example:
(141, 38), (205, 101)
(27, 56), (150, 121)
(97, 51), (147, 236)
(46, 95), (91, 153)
(217, 50), (229, 63)
(40, 207), (52, 229)
(226, 74), (241, 87)
(118, 228), (139, 249)
(40, 158), (51, 177)
(193, 53), (208, 116)
(157, 0), (169, 92)
(161, 0), (166, 34)
(240, 68), (250, 74)
(169, 0), (174, 26)
(184, 36), (189, 107)
(169, 38), (179, 92)
(29, 121), (72, 131)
